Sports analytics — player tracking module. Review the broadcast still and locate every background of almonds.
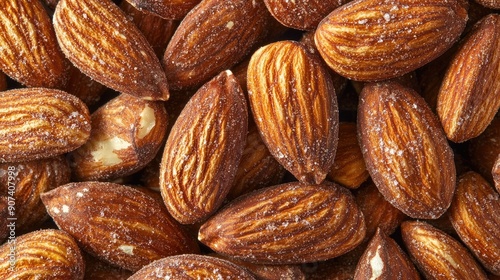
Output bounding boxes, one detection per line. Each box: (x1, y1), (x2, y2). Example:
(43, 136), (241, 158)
(0, 0), (499, 278)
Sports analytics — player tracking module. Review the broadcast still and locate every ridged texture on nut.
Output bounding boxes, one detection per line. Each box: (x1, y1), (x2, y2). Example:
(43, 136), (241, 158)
(437, 14), (500, 143)
(0, 229), (85, 280)
(0, 88), (91, 163)
(314, 0), (468, 81)
(449, 171), (500, 275)
(124, 0), (201, 20)
(401, 220), (489, 279)
(0, 0), (68, 88)
(69, 94), (168, 181)
(162, 0), (272, 90)
(199, 181), (366, 264)
(54, 0), (170, 100)
(358, 81), (456, 219)
(41, 182), (200, 272)
(160, 70), (248, 224)
(354, 228), (420, 280)
(129, 254), (256, 280)
(247, 40), (339, 184)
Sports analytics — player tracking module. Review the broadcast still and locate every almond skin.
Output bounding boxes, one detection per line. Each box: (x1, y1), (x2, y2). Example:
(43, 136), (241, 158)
(0, 88), (91, 163)
(449, 171), (500, 275)
(123, 0), (201, 20)
(437, 14), (500, 143)
(314, 0), (468, 81)
(0, 229), (85, 279)
(40, 182), (200, 272)
(0, 0), (68, 88)
(54, 0), (169, 100)
(160, 70), (248, 224)
(358, 81), (456, 219)
(247, 40), (339, 184)
(199, 181), (366, 264)
(401, 220), (489, 279)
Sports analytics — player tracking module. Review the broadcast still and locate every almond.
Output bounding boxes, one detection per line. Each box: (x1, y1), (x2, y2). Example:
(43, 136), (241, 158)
(474, 0), (500, 9)
(83, 253), (133, 280)
(401, 220), (489, 279)
(62, 64), (108, 107)
(54, 0), (170, 100)
(0, 72), (7, 92)
(40, 181), (200, 272)
(492, 153), (500, 193)
(437, 14), (500, 143)
(160, 70), (248, 224)
(128, 254), (257, 279)
(247, 40), (339, 184)
(69, 94), (168, 181)
(0, 197), (8, 241)
(314, 0), (468, 81)
(123, 0), (201, 20)
(358, 81), (456, 219)
(468, 117), (500, 183)
(162, 0), (272, 90)
(0, 229), (85, 279)
(0, 88), (91, 163)
(198, 181), (366, 264)
(0, 0), (68, 88)
(449, 171), (500, 275)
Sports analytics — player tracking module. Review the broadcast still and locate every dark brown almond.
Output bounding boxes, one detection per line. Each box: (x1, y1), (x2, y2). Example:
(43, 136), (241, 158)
(63, 64), (107, 107)
(123, 0), (201, 20)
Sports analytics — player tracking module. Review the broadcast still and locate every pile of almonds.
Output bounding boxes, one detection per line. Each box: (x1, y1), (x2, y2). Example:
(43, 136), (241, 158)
(0, 0), (499, 279)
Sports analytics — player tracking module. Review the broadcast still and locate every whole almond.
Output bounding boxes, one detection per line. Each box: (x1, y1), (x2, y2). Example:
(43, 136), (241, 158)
(437, 14), (500, 143)
(160, 70), (248, 224)
(449, 171), (500, 275)
(314, 0), (468, 81)
(41, 182), (200, 272)
(247, 40), (339, 184)
(54, 0), (170, 100)
(123, 0), (201, 20)
(199, 181), (366, 264)
(0, 0), (68, 88)
(358, 81), (456, 219)
(0, 88), (91, 163)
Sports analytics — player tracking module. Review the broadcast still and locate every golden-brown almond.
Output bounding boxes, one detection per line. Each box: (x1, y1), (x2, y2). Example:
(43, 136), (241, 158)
(449, 171), (500, 275)
(437, 14), (500, 143)
(358, 81), (456, 219)
(123, 0), (201, 20)
(160, 70), (248, 224)
(0, 88), (91, 163)
(40, 182), (200, 272)
(0, 0), (68, 88)
(54, 0), (170, 100)
(314, 0), (468, 81)
(247, 40), (339, 184)
(199, 181), (366, 264)
(401, 220), (489, 279)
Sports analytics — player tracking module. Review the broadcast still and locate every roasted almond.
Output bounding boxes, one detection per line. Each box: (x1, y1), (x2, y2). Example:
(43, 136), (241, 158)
(449, 171), (500, 275)
(0, 71), (7, 92)
(314, 0), (468, 81)
(83, 253), (133, 280)
(437, 14), (500, 143)
(199, 181), (366, 264)
(0, 88), (91, 163)
(160, 70), (248, 224)
(401, 220), (489, 279)
(358, 81), (456, 219)
(0, 196), (8, 242)
(247, 40), (339, 184)
(54, 0), (170, 100)
(62, 64), (108, 107)
(0, 0), (68, 88)
(40, 181), (200, 272)
(123, 0), (201, 20)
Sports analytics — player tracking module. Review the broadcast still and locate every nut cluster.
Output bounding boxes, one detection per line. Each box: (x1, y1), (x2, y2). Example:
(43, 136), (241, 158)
(0, 0), (499, 279)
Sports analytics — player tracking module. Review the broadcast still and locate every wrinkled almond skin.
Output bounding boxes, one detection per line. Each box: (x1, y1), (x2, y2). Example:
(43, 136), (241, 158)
(160, 70), (248, 224)
(401, 220), (489, 279)
(0, 0), (68, 88)
(41, 182), (200, 272)
(449, 171), (500, 275)
(128, 254), (256, 280)
(54, 0), (170, 100)
(162, 0), (272, 90)
(0, 88), (91, 163)
(0, 229), (85, 279)
(199, 181), (366, 264)
(69, 94), (168, 181)
(437, 14), (500, 143)
(358, 81), (456, 219)
(247, 40), (339, 184)
(124, 0), (201, 20)
(314, 0), (468, 81)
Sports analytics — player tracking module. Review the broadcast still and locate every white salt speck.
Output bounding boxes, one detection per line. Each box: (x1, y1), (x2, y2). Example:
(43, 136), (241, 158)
(83, 13), (87, 19)
(118, 245), (135, 256)
(358, 19), (368, 24)
(226, 21), (234, 29)
(383, 13), (391, 22)
(76, 192), (84, 198)
(52, 207), (60, 214)
(62, 205), (70, 213)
